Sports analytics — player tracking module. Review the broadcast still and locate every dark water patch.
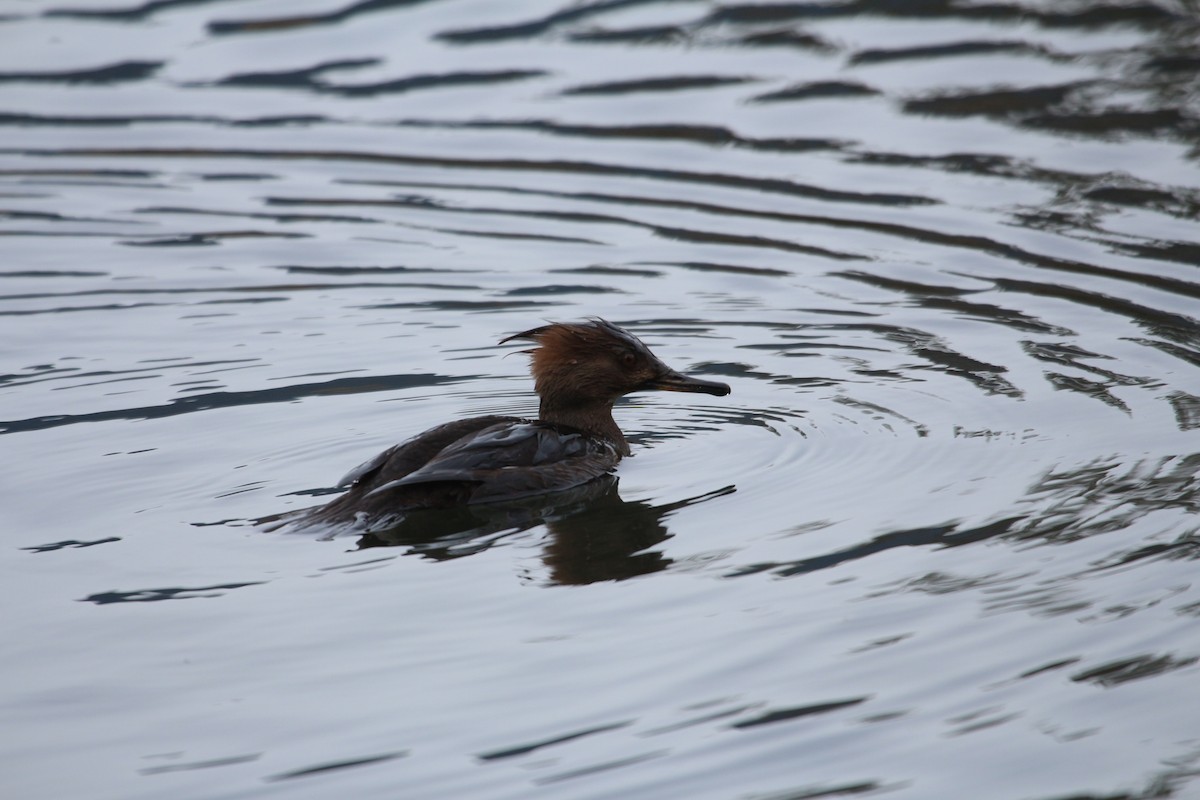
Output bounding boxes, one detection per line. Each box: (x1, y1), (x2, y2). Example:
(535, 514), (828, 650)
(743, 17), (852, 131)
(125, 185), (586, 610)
(348, 481), (730, 583)
(1071, 654), (1199, 688)
(4, 363), (94, 388)
(421, 225), (602, 244)
(24, 146), (935, 207)
(945, 708), (1022, 737)
(640, 261), (791, 277)
(1131, 338), (1200, 371)
(1010, 455), (1200, 548)
(0, 112), (329, 128)
(833, 270), (978, 298)
(398, 118), (846, 154)
(213, 58), (380, 89)
(505, 284), (621, 296)
(267, 752), (407, 781)
(562, 75), (756, 96)
(138, 753), (261, 775)
(1092, 532), (1200, 572)
(479, 720), (632, 761)
(82, 582), (266, 604)
(0, 300), (173, 316)
(359, 299), (547, 312)
(1021, 342), (1149, 387)
(0, 168), (158, 180)
(848, 150), (1020, 178)
(328, 69), (547, 98)
(908, 85), (1197, 141)
(315, 556), (399, 572)
(705, 1), (1182, 28)
(736, 27), (834, 52)
(655, 225), (859, 260)
(231, 115), (330, 128)
(738, 340), (885, 355)
(276, 264), (451, 276)
(371, 176), (1143, 284)
(45, 0), (230, 22)
(750, 80), (878, 103)
(135, 205), (381, 225)
(1044, 373), (1131, 413)
(0, 373), (471, 434)
(688, 359), (841, 388)
(123, 230), (310, 246)
(344, 180), (898, 254)
(268, 194), (864, 259)
(1025, 108), (1196, 137)
(850, 39), (1056, 66)
(199, 173), (278, 181)
(21, 537), (122, 553)
(0, 209), (136, 226)
(905, 82), (1082, 119)
(1017, 658), (1083, 680)
(830, 323), (1021, 397)
(993, 277), (1200, 348)
(541, 486), (736, 585)
(569, 24), (690, 45)
(921, 297), (1073, 336)
(49, 372), (158, 390)
(730, 518), (1024, 579)
(730, 697), (867, 729)
(1145, 53), (1200, 74)
(836, 271), (1076, 336)
(821, 217), (1200, 303)
(208, 0), (437, 35)
(0, 60), (161, 84)
(1075, 177), (1200, 218)
(1168, 392), (1200, 431)
(0, 270), (107, 278)
(747, 780), (888, 798)
(554, 264), (663, 278)
(1, 284), (462, 304)
(216, 62), (546, 97)
(702, 3), (850, 25)
(437, 19), (556, 44)
(436, 0), (663, 44)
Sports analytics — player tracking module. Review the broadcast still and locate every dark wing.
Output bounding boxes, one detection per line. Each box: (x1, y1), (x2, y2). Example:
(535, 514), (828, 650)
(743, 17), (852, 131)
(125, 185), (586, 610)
(337, 415), (518, 490)
(366, 421), (621, 504)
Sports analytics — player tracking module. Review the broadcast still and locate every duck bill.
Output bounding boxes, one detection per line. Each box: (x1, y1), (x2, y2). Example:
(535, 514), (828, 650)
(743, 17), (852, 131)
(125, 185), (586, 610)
(642, 368), (731, 397)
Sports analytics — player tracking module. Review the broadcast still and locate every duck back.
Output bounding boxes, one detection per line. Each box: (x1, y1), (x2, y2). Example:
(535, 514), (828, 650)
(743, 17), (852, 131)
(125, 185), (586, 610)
(303, 415), (620, 529)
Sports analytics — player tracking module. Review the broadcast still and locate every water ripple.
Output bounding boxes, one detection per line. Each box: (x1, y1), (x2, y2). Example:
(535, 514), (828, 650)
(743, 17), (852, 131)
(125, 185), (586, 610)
(5, 3), (1200, 799)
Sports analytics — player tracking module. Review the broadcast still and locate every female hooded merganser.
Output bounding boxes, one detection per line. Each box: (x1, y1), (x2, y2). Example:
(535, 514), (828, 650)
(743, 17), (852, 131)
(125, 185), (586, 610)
(297, 318), (730, 530)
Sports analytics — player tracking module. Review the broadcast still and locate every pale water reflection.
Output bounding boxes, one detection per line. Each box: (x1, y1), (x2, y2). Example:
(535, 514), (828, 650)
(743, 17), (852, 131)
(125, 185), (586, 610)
(3, 1), (1200, 799)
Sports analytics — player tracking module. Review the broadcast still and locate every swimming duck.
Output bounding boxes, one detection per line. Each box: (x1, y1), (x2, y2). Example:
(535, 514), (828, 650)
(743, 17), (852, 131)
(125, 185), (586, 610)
(298, 318), (730, 530)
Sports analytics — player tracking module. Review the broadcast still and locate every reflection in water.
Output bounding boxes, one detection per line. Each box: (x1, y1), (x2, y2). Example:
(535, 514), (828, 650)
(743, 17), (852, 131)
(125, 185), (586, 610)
(81, 581), (266, 605)
(6, 1), (1200, 798)
(1016, 453), (1200, 548)
(355, 477), (735, 585)
(729, 517), (1024, 579)
(738, 451), (1200, 583)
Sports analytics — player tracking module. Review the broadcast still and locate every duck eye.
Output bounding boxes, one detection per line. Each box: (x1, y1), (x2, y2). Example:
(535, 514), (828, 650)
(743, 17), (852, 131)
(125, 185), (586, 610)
(621, 352), (637, 366)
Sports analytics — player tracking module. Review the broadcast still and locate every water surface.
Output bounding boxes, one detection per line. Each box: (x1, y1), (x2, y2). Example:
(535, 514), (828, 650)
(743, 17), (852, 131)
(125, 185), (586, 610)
(3, 1), (1200, 798)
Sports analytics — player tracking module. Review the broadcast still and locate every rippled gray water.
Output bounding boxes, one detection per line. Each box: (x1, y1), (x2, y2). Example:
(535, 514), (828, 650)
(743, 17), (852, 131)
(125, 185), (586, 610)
(4, 1), (1200, 798)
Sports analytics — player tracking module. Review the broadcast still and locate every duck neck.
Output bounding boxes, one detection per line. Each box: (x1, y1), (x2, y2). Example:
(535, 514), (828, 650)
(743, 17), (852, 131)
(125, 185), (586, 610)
(538, 397), (630, 456)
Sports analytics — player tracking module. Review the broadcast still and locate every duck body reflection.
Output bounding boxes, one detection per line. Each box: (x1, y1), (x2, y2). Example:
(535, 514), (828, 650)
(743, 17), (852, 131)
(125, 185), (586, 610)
(356, 477), (736, 585)
(286, 319), (730, 534)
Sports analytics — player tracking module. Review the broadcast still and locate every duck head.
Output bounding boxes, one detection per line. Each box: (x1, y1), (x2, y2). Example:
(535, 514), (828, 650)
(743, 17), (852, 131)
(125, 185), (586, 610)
(501, 318), (730, 450)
